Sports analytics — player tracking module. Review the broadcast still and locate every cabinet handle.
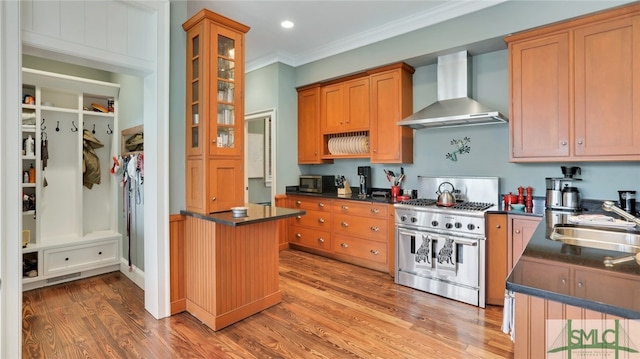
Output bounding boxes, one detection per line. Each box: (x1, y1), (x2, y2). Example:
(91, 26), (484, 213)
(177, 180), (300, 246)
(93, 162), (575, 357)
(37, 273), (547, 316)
(296, 200), (301, 206)
(296, 233), (302, 238)
(370, 208), (379, 214)
(341, 222), (349, 227)
(370, 249), (379, 255)
(318, 202), (325, 208)
(577, 140), (583, 145)
(341, 205), (349, 211)
(341, 243), (349, 248)
(577, 281), (583, 288)
(317, 238), (325, 244)
(211, 197), (217, 202)
(561, 141), (567, 146)
(318, 218), (325, 223)
(370, 226), (379, 232)
(515, 229), (521, 234)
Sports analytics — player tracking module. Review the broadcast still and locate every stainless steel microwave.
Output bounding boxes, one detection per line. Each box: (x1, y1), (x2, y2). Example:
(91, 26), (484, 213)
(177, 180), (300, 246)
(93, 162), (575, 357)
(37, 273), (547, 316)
(299, 175), (336, 193)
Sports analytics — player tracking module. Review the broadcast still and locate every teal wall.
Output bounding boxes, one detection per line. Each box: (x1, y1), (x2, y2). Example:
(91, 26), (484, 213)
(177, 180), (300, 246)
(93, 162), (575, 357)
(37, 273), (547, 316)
(172, 0), (640, 212)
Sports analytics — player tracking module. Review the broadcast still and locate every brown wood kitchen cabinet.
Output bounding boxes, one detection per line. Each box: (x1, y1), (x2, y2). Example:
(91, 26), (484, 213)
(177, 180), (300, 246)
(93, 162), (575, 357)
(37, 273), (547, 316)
(486, 213), (509, 306)
(183, 9), (249, 214)
(286, 195), (393, 274)
(297, 84), (331, 164)
(506, 3), (640, 162)
(508, 215), (541, 270)
(296, 62), (414, 164)
(369, 63), (415, 164)
(321, 77), (370, 134)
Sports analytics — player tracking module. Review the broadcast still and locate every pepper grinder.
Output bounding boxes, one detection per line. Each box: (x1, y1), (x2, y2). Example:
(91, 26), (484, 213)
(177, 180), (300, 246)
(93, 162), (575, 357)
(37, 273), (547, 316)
(517, 186), (525, 204)
(525, 186), (533, 209)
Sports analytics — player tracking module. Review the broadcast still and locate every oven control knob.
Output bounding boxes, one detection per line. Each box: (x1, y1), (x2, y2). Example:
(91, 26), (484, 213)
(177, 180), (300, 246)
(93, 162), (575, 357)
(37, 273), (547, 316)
(445, 223), (453, 229)
(454, 222), (462, 229)
(400, 215), (407, 222)
(431, 220), (438, 227)
(411, 217), (418, 223)
(467, 224), (476, 231)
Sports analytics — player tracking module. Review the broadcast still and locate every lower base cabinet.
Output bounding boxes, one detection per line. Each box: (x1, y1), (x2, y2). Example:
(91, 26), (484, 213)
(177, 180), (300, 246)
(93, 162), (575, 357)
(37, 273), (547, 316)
(286, 194), (392, 274)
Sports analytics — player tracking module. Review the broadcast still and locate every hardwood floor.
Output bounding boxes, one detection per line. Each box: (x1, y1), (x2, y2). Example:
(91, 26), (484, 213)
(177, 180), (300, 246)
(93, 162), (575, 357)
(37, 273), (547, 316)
(23, 249), (514, 358)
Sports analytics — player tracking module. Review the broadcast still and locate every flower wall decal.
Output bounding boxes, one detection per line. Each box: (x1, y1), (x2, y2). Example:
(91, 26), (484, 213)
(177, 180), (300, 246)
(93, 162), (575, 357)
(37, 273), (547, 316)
(446, 137), (471, 162)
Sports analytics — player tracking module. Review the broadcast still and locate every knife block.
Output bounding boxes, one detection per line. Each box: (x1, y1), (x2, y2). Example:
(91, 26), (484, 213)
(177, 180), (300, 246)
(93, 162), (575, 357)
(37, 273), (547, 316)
(338, 180), (352, 195)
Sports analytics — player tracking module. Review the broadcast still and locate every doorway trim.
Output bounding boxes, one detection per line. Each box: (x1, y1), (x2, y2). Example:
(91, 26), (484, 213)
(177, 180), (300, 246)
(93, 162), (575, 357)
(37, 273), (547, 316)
(244, 109), (276, 204)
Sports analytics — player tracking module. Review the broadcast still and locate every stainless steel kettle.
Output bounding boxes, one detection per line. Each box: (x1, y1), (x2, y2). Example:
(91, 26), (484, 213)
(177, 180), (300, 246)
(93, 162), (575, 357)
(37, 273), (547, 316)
(436, 182), (456, 206)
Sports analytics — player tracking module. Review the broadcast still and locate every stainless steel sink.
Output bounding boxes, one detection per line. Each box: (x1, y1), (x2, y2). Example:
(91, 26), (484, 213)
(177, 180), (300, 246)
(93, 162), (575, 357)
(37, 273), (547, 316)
(550, 224), (640, 254)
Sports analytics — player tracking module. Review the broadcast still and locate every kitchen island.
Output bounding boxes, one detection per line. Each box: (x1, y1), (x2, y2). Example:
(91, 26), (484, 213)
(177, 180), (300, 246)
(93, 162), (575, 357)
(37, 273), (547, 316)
(180, 204), (304, 330)
(506, 205), (640, 358)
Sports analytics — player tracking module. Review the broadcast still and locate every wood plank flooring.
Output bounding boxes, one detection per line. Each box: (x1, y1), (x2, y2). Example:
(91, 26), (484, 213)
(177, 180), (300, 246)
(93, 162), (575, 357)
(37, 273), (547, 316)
(23, 249), (514, 358)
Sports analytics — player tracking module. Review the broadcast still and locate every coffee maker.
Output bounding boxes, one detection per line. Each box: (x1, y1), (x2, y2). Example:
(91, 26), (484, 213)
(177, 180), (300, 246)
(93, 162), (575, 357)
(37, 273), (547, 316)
(545, 166), (582, 210)
(357, 166), (372, 198)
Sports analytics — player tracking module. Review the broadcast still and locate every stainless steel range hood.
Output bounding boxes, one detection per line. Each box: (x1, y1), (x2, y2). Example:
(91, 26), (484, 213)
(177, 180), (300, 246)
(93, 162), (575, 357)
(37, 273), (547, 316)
(398, 51), (507, 129)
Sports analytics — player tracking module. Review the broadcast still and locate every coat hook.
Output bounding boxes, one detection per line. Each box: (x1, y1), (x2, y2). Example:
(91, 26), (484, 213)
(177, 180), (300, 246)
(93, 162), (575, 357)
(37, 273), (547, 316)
(56, 121), (60, 132)
(41, 118), (46, 130)
(92, 124), (96, 134)
(71, 121), (78, 132)
(107, 124), (113, 135)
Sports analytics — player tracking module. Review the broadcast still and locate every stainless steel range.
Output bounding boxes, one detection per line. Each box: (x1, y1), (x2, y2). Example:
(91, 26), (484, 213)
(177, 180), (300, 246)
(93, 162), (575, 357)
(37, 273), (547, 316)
(395, 176), (499, 308)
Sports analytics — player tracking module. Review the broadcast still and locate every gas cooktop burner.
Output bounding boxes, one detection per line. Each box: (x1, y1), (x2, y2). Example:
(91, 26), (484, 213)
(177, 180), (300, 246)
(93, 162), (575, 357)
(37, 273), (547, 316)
(399, 198), (494, 211)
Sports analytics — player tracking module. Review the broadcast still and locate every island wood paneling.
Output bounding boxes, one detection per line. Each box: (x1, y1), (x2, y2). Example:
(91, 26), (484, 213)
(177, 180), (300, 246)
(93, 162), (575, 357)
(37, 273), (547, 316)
(169, 214), (186, 314)
(274, 194), (290, 250)
(184, 215), (281, 330)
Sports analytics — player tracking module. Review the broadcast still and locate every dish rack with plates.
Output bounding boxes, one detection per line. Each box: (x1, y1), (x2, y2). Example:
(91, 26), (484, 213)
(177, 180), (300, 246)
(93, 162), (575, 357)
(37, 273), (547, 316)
(324, 131), (370, 158)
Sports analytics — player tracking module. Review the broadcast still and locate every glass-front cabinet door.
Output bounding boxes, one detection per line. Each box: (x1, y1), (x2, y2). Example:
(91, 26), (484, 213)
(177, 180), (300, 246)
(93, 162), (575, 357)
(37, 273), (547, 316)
(210, 26), (243, 157)
(186, 25), (204, 157)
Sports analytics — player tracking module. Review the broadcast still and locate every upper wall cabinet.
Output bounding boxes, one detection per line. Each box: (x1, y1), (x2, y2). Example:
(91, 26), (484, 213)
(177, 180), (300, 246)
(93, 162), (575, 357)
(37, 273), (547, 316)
(297, 62), (414, 164)
(183, 9), (249, 214)
(506, 2), (640, 162)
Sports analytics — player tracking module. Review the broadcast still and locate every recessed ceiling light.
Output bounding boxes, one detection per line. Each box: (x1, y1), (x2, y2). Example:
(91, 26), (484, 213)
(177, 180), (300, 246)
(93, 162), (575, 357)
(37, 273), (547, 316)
(281, 20), (294, 29)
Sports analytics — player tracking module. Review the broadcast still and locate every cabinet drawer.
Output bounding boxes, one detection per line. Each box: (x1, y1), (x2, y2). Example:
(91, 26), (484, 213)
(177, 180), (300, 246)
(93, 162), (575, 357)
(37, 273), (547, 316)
(332, 200), (388, 218)
(291, 209), (331, 230)
(43, 240), (119, 276)
(332, 234), (387, 264)
(289, 196), (332, 212)
(332, 216), (387, 242)
(289, 226), (331, 252)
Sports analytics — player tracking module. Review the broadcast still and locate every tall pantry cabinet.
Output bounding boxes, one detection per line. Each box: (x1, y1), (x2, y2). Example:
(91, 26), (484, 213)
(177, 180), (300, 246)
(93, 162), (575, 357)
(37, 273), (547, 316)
(183, 9), (249, 214)
(21, 68), (121, 291)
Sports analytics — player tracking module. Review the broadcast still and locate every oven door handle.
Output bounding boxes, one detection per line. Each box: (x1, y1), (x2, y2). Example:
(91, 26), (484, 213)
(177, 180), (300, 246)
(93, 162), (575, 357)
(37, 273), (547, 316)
(453, 238), (479, 246)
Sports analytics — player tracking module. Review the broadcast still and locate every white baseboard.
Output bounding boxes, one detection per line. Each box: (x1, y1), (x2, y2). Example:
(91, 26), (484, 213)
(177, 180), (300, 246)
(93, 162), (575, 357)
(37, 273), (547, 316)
(120, 258), (145, 290)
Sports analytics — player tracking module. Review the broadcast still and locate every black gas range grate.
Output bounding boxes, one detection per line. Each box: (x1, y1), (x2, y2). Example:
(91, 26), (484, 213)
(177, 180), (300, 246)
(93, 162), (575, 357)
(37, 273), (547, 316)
(399, 198), (494, 211)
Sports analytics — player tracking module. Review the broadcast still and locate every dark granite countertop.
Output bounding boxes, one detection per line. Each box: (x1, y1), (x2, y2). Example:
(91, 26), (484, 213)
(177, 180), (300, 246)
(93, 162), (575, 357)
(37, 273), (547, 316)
(285, 186), (399, 204)
(506, 201), (640, 318)
(181, 203), (305, 226)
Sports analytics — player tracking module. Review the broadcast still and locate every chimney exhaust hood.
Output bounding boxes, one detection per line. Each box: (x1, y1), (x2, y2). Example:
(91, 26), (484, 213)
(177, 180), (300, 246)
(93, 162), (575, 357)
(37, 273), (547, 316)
(398, 51), (507, 129)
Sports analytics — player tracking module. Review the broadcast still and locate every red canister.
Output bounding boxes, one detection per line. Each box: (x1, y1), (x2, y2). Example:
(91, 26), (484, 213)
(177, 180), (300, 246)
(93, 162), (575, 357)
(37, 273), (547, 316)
(504, 192), (518, 205)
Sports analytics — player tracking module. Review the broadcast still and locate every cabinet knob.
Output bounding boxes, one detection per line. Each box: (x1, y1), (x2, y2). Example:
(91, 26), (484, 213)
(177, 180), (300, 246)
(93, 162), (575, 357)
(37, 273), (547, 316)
(370, 226), (379, 232)
(561, 141), (567, 146)
(212, 139), (216, 143)
(561, 278), (567, 284)
(296, 215), (302, 219)
(577, 140), (583, 145)
(341, 205), (349, 211)
(211, 197), (217, 202)
(65, 257), (69, 261)
(98, 251), (102, 255)
(296, 233), (302, 238)
(341, 221), (348, 227)
(370, 249), (379, 255)
(318, 218), (325, 223)
(296, 200), (301, 206)
(577, 281), (583, 288)
(370, 208), (379, 214)
(515, 229), (521, 234)
(317, 237), (325, 244)
(341, 243), (349, 248)
(496, 225), (501, 228)
(318, 202), (325, 208)
(373, 149), (377, 153)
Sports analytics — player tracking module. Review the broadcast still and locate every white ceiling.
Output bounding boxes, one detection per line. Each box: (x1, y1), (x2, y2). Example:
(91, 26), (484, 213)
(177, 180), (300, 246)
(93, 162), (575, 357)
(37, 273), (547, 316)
(188, 1), (509, 72)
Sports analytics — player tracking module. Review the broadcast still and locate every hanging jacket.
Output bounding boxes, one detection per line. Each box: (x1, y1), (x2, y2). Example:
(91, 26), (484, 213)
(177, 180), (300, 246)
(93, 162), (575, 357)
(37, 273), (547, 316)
(83, 129), (104, 189)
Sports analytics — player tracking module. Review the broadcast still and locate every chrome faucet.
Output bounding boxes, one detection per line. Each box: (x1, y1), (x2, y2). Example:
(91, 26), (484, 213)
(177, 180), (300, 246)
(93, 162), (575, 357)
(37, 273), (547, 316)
(602, 200), (640, 227)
